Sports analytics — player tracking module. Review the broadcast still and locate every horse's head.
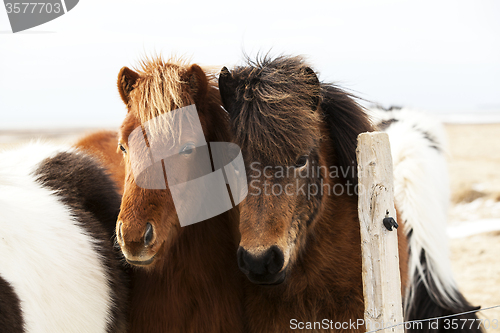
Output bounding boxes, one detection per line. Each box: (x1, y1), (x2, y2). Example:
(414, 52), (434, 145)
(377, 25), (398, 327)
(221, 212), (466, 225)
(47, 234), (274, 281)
(115, 58), (228, 268)
(219, 56), (325, 285)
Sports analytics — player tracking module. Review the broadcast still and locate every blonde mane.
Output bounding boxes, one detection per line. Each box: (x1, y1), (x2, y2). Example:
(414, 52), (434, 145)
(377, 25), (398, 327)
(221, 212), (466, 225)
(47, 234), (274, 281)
(127, 56), (215, 143)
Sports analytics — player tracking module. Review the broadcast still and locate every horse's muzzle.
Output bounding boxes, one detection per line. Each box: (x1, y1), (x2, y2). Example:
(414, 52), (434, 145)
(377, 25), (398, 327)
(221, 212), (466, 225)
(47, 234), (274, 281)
(237, 245), (286, 285)
(116, 220), (159, 267)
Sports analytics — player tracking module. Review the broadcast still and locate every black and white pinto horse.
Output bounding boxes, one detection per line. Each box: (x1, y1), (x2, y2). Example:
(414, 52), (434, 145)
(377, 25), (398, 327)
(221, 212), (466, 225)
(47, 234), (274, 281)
(0, 142), (128, 333)
(370, 106), (482, 332)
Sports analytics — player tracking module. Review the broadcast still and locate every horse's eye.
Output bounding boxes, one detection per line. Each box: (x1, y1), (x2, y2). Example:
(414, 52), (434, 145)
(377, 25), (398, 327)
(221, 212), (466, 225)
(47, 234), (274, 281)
(179, 143), (195, 156)
(118, 143), (127, 154)
(295, 155), (308, 168)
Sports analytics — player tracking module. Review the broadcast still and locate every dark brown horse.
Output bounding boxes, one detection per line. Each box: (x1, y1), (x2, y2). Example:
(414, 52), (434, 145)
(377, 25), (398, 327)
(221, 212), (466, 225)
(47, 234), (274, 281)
(219, 55), (482, 333)
(113, 57), (244, 333)
(219, 55), (393, 332)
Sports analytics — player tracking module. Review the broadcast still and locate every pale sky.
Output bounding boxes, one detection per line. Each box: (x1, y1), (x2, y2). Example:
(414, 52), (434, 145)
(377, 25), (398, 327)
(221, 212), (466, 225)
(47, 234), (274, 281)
(1, 0), (499, 128)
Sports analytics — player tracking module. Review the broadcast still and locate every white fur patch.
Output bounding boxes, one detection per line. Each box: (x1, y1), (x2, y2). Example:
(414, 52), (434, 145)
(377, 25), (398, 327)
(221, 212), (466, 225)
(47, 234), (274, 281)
(369, 108), (461, 309)
(0, 142), (113, 332)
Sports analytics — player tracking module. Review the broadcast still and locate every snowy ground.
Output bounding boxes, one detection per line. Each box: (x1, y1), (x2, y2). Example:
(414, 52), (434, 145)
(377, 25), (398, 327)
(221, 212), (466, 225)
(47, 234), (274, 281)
(448, 218), (500, 239)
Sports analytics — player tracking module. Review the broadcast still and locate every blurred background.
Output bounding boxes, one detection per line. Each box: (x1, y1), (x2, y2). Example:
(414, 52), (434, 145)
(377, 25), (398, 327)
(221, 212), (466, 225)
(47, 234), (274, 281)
(1, 0), (499, 128)
(1, 0), (499, 329)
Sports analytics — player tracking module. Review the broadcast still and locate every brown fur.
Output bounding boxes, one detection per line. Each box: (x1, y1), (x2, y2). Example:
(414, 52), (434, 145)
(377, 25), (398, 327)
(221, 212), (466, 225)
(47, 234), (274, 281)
(0, 275), (24, 333)
(74, 130), (125, 194)
(115, 57), (245, 333)
(220, 55), (408, 332)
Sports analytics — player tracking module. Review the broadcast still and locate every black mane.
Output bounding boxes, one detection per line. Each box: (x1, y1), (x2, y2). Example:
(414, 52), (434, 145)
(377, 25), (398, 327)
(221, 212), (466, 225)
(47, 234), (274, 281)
(220, 54), (373, 183)
(320, 84), (373, 183)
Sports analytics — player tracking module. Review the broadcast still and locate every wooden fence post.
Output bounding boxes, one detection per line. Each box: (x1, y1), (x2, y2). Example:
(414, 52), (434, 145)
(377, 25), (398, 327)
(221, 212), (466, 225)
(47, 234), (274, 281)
(357, 132), (404, 333)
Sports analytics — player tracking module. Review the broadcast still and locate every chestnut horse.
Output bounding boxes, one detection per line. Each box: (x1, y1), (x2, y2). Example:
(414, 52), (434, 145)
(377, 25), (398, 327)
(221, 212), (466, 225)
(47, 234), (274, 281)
(219, 55), (481, 332)
(113, 57), (244, 333)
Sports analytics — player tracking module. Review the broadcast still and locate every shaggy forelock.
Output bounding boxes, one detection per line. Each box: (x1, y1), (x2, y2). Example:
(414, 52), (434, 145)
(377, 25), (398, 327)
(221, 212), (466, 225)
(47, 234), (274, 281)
(127, 56), (214, 141)
(230, 55), (321, 164)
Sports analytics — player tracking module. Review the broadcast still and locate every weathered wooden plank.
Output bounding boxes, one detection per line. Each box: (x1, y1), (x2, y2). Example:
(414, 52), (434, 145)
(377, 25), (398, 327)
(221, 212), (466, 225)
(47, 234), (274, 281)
(357, 132), (404, 333)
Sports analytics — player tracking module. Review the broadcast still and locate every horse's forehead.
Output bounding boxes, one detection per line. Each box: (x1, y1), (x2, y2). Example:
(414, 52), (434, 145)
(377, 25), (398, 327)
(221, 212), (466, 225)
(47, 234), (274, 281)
(130, 87), (192, 114)
(240, 140), (316, 168)
(120, 113), (140, 142)
(234, 109), (320, 165)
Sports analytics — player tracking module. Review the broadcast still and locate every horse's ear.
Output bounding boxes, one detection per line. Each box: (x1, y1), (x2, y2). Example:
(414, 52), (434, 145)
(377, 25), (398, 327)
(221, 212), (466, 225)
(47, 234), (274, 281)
(301, 67), (321, 111)
(187, 64), (208, 102)
(117, 67), (140, 107)
(218, 67), (237, 114)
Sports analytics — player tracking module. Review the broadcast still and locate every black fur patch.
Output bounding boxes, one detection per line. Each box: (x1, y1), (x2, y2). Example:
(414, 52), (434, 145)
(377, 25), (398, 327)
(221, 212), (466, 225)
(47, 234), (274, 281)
(407, 125), (441, 152)
(419, 128), (441, 152)
(377, 119), (441, 152)
(0, 275), (24, 333)
(376, 118), (398, 131)
(34, 151), (129, 333)
(387, 105), (403, 111)
(406, 252), (483, 333)
(373, 104), (403, 112)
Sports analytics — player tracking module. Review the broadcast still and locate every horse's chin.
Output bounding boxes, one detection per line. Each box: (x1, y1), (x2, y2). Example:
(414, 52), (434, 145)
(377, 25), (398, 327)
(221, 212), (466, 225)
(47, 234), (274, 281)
(247, 270), (287, 286)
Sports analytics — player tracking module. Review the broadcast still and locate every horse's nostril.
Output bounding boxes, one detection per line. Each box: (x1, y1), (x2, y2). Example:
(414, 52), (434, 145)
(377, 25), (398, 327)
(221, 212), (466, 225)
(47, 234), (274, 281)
(237, 247), (250, 274)
(144, 222), (154, 246)
(265, 246), (284, 275)
(117, 221), (124, 243)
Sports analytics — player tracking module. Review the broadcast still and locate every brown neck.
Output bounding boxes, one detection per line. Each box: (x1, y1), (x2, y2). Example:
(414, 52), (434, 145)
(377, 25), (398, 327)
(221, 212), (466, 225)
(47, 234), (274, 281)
(127, 207), (244, 333)
(150, 205), (240, 277)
